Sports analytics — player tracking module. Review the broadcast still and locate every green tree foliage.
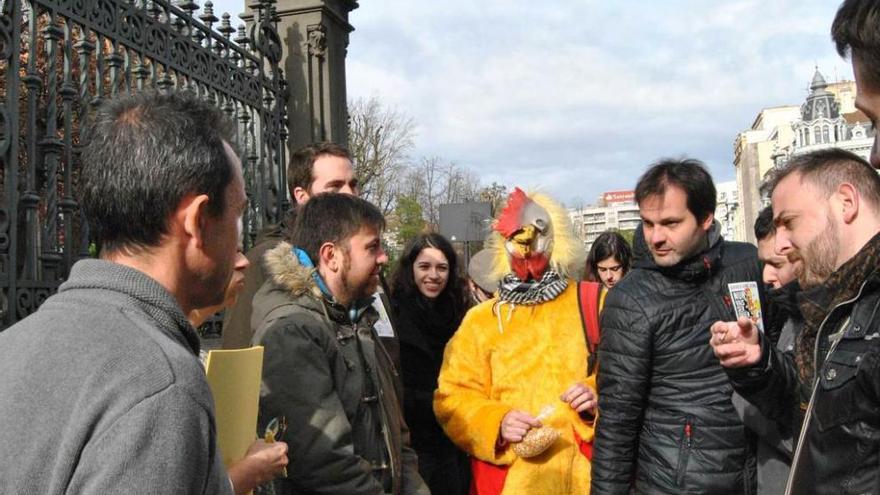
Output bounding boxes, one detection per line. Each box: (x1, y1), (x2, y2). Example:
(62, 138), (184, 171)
(616, 228), (636, 247)
(394, 194), (426, 248)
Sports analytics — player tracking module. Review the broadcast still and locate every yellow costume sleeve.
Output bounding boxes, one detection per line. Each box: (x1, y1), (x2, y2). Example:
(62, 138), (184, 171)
(434, 304), (517, 465)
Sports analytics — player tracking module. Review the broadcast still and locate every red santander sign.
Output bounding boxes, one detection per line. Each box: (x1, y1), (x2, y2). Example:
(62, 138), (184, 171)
(603, 190), (635, 204)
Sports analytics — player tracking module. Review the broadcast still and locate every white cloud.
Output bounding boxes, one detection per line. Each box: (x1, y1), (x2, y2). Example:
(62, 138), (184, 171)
(212, 0), (848, 203)
(346, 0), (847, 202)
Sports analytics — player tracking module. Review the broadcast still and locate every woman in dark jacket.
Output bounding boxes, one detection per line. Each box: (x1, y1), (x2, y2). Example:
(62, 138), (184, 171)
(390, 233), (469, 495)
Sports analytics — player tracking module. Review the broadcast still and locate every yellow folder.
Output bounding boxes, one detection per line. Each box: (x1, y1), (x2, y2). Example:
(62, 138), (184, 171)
(205, 346), (265, 471)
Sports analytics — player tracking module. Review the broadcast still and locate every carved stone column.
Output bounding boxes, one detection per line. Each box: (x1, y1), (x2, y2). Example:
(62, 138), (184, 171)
(268, 0), (358, 150)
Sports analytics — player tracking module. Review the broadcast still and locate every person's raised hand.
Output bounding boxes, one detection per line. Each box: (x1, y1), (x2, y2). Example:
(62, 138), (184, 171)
(709, 317), (762, 368)
(227, 439), (289, 494)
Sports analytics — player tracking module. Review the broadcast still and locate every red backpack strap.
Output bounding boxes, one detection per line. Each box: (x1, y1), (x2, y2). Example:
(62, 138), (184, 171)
(577, 281), (602, 375)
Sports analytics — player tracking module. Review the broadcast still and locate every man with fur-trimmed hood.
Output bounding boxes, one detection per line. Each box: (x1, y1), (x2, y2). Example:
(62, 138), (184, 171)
(434, 188), (598, 495)
(251, 193), (428, 495)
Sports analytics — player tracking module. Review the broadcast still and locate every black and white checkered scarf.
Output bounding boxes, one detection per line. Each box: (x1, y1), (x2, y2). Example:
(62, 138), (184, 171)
(497, 270), (567, 305)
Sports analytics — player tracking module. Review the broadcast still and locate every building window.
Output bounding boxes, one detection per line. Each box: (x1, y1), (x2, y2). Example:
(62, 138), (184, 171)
(814, 127), (822, 144)
(823, 126), (830, 143)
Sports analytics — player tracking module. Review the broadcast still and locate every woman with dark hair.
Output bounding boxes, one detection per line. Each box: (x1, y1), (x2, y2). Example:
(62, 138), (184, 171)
(586, 230), (632, 291)
(390, 232), (469, 495)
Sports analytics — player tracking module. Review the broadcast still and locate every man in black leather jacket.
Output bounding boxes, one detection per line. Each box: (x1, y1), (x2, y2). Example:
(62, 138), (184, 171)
(591, 158), (765, 494)
(712, 148), (880, 494)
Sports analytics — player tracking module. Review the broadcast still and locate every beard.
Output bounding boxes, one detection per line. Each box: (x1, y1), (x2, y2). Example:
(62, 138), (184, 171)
(792, 213), (840, 289)
(339, 253), (379, 302)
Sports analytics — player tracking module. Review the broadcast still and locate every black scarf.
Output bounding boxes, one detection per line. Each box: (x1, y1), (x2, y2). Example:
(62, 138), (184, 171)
(797, 231), (880, 383)
(393, 293), (463, 358)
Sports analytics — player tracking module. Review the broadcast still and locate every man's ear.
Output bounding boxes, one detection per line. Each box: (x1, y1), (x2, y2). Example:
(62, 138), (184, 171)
(837, 182), (860, 224)
(700, 212), (715, 231)
(318, 241), (339, 271)
(293, 187), (311, 206)
(180, 194), (211, 248)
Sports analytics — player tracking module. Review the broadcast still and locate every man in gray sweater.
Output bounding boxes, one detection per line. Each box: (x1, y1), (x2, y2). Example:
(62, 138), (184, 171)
(0, 92), (254, 493)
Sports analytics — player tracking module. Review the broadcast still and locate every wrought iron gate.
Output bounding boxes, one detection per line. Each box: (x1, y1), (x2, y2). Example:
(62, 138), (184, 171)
(0, 0), (289, 329)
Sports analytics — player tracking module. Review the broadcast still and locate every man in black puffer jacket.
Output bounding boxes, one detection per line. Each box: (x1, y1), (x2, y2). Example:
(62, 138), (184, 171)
(591, 158), (765, 494)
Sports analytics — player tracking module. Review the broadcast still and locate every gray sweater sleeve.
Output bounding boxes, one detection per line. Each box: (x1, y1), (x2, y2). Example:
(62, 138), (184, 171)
(66, 384), (232, 494)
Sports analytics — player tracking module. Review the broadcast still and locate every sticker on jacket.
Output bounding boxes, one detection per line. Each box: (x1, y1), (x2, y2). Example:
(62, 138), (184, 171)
(371, 297), (395, 337)
(727, 281), (765, 334)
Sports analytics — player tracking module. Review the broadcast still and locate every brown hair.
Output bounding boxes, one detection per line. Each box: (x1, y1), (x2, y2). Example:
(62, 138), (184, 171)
(287, 142), (352, 203)
(767, 148), (880, 209)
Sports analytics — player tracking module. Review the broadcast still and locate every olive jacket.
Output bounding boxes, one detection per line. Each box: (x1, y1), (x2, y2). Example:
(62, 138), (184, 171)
(251, 241), (428, 495)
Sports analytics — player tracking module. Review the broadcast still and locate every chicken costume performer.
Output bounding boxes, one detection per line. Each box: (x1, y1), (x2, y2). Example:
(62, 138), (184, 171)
(434, 188), (597, 495)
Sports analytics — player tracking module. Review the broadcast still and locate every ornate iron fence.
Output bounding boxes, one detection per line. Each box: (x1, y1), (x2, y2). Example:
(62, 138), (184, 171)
(0, 0), (289, 330)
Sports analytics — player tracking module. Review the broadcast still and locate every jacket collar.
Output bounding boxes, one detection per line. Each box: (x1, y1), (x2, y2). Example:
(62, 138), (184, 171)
(264, 241), (377, 325)
(264, 241), (323, 297)
(632, 220), (723, 283)
(767, 279), (803, 320)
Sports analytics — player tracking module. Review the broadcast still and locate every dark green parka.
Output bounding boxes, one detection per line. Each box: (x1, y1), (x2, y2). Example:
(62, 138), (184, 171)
(252, 241), (428, 495)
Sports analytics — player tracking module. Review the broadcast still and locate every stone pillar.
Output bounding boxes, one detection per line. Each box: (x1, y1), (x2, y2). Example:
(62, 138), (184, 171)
(271, 0), (358, 150)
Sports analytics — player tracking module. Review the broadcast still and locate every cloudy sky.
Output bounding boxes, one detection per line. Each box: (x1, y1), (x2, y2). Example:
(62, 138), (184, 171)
(345, 1), (848, 206)
(214, 0), (847, 205)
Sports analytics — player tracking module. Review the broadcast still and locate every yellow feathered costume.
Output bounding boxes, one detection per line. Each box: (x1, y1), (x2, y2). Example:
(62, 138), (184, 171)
(434, 189), (596, 495)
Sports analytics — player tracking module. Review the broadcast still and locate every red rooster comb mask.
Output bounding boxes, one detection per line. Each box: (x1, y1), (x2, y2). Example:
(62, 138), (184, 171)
(493, 188), (553, 281)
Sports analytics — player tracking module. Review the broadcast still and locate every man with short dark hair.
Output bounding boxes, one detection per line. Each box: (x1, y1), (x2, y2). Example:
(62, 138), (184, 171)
(591, 158), (765, 494)
(221, 142), (358, 349)
(712, 148), (880, 494)
(729, 206), (803, 495)
(832, 0), (880, 168)
(0, 91), (244, 493)
(252, 193), (428, 494)
(753, 206), (803, 355)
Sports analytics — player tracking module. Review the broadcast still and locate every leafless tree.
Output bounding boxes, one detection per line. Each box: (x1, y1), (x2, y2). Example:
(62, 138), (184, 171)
(478, 182), (509, 216)
(347, 96), (485, 230)
(347, 96), (415, 215)
(404, 156), (481, 227)
(444, 165), (480, 204)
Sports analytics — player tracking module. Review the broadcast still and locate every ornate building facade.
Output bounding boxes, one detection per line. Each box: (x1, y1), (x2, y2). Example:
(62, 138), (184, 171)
(789, 70), (873, 161)
(733, 69), (873, 243)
